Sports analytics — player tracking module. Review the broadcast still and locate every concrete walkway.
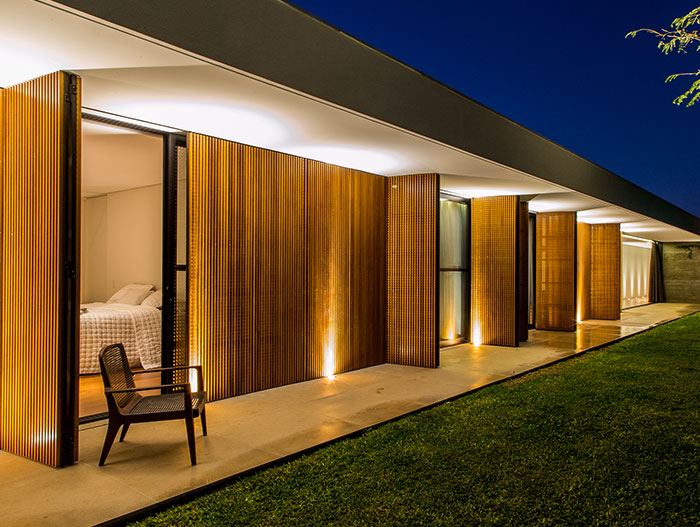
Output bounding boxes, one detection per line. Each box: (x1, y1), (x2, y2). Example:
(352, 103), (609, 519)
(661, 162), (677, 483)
(2, 302), (697, 526)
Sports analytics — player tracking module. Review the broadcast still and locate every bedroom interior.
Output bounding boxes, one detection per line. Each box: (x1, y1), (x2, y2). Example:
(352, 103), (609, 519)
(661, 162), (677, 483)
(78, 119), (165, 419)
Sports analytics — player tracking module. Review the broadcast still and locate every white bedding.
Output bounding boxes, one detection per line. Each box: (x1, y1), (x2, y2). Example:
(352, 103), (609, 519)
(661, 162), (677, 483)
(80, 303), (161, 374)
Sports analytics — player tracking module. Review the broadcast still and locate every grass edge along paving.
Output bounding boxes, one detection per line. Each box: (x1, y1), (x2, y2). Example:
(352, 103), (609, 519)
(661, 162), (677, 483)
(131, 313), (700, 527)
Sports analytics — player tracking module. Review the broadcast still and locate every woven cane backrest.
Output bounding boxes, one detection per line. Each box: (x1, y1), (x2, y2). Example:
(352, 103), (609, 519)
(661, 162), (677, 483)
(99, 344), (139, 408)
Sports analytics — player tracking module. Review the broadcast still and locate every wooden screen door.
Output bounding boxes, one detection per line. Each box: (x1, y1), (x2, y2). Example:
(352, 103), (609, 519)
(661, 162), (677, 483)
(0, 71), (81, 467)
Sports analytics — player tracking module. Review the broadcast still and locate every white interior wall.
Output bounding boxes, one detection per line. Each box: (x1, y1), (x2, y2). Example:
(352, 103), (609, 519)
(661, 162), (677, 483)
(621, 242), (651, 309)
(81, 122), (163, 304)
(81, 184), (162, 303)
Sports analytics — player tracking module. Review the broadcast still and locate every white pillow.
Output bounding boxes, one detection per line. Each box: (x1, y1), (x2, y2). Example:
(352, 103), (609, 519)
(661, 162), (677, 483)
(107, 284), (154, 305)
(141, 290), (162, 308)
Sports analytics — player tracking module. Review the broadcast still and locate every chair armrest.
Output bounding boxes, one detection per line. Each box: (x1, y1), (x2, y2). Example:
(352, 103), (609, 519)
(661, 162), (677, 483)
(134, 365), (204, 392)
(105, 383), (190, 395)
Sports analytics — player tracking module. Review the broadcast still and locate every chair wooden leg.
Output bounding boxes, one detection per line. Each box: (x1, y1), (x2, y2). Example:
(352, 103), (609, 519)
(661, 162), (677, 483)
(99, 419), (121, 466)
(185, 413), (197, 465)
(200, 408), (207, 436)
(119, 422), (130, 442)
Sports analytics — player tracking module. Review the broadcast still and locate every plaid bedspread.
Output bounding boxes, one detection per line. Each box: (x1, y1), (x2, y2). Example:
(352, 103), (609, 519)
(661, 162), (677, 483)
(80, 303), (161, 374)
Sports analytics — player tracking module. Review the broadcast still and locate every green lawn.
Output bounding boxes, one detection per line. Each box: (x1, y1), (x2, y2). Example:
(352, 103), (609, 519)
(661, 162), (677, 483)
(132, 313), (700, 526)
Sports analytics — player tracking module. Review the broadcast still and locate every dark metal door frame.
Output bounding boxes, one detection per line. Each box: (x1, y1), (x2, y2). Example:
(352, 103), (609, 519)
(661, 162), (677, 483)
(162, 133), (188, 385)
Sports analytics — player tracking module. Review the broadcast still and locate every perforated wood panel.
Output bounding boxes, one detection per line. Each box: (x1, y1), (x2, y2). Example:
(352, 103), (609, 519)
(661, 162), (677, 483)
(590, 223), (621, 320)
(386, 174), (438, 367)
(535, 212), (576, 331)
(519, 202), (529, 340)
(188, 134), (307, 400)
(188, 134), (386, 401)
(0, 72), (80, 466)
(576, 222), (591, 322)
(471, 196), (519, 347)
(307, 162), (385, 377)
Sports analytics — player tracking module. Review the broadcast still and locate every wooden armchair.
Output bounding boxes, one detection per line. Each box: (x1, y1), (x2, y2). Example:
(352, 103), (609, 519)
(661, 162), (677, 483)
(98, 343), (207, 466)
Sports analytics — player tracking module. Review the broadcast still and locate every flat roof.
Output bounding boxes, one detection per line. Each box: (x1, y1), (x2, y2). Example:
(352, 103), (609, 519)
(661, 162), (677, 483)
(17, 0), (700, 240)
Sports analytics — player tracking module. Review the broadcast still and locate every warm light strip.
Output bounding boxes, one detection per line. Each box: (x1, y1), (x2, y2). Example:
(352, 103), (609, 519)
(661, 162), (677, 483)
(82, 107), (181, 133)
(621, 233), (654, 244)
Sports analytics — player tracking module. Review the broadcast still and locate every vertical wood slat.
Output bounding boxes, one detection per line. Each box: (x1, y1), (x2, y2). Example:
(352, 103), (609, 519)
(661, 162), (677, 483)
(0, 72), (77, 467)
(189, 134), (386, 401)
(590, 223), (621, 320)
(518, 202), (529, 340)
(535, 212), (577, 331)
(386, 174), (438, 368)
(471, 196), (519, 347)
(576, 222), (591, 322)
(0, 88), (3, 450)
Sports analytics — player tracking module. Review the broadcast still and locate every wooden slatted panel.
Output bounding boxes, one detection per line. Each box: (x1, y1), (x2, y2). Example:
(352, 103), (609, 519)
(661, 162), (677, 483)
(471, 196), (518, 347)
(535, 212), (576, 331)
(518, 202), (529, 340)
(576, 222), (591, 322)
(307, 161), (350, 378)
(590, 223), (621, 320)
(0, 72), (79, 466)
(307, 163), (386, 377)
(253, 146), (307, 390)
(349, 170), (386, 371)
(189, 134), (386, 400)
(188, 134), (307, 400)
(386, 174), (438, 367)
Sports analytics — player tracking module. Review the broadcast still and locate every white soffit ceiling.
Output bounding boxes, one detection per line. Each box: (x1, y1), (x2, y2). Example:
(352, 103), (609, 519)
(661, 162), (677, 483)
(1, 0), (698, 242)
(82, 120), (163, 197)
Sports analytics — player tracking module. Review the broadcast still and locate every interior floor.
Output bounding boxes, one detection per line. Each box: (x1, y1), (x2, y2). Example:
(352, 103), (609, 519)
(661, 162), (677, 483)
(79, 371), (162, 418)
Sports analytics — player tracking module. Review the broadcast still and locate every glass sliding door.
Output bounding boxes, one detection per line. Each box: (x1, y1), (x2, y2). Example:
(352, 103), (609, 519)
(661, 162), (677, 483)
(439, 198), (469, 345)
(621, 235), (652, 309)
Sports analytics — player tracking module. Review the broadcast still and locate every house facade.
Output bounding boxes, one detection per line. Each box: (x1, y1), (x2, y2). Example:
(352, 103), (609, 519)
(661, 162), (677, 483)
(1, 0), (699, 468)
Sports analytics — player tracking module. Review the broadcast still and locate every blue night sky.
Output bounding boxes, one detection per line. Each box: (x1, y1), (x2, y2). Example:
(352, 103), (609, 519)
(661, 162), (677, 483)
(289, 1), (700, 217)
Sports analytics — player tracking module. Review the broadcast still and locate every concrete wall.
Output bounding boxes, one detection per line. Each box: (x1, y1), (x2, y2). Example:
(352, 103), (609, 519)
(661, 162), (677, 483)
(662, 243), (700, 303)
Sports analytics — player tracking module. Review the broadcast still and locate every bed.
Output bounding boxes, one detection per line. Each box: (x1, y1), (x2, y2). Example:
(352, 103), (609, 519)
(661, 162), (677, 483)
(80, 302), (162, 375)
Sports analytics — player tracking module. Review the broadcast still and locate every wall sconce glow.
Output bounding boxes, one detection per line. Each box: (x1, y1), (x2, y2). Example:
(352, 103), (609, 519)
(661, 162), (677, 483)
(286, 145), (399, 174)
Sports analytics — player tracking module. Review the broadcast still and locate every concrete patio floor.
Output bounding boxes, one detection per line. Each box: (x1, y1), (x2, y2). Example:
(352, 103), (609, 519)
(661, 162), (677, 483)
(2, 302), (698, 526)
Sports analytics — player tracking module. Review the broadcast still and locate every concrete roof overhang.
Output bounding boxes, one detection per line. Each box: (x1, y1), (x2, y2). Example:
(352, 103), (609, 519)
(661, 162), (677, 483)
(2, 0), (699, 242)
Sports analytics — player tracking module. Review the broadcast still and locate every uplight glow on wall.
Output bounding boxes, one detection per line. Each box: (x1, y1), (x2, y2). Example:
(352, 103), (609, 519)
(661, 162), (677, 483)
(471, 320), (483, 347)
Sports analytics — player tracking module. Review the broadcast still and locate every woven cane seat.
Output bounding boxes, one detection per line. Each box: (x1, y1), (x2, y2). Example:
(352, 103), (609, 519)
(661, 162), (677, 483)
(128, 391), (207, 415)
